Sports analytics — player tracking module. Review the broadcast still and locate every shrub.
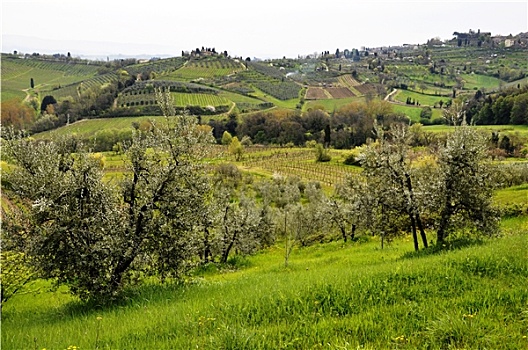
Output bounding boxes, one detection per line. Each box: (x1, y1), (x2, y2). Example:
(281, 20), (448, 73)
(315, 143), (331, 162)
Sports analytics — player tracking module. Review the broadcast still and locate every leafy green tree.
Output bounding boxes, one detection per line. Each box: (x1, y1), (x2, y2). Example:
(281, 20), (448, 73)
(40, 95), (57, 114)
(436, 126), (499, 243)
(218, 192), (272, 263)
(332, 176), (372, 242)
(314, 143), (331, 162)
(4, 91), (215, 300)
(361, 124), (429, 250)
(257, 175), (301, 267)
(4, 132), (123, 299)
(289, 182), (328, 246)
(228, 136), (244, 161)
(420, 106), (433, 120)
(510, 93), (528, 124)
(221, 130), (233, 145)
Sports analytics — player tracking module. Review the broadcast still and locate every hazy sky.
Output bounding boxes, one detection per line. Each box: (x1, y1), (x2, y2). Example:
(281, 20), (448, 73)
(2, 0), (527, 59)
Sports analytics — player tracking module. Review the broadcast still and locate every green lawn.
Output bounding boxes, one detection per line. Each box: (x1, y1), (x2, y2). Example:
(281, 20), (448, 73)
(494, 184), (528, 206)
(2, 218), (527, 349)
(393, 89), (450, 107)
(303, 96), (364, 112)
(460, 73), (502, 91)
(392, 104), (443, 122)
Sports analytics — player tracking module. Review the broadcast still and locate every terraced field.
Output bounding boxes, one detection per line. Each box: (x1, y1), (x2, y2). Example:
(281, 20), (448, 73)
(354, 83), (378, 96)
(117, 92), (231, 109)
(51, 72), (119, 99)
(459, 73), (502, 90)
(338, 75), (361, 88)
(1, 56), (100, 101)
(125, 57), (186, 76)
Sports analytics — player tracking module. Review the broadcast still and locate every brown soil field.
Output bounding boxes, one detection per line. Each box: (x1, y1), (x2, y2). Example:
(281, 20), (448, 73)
(305, 87), (329, 100)
(327, 87), (355, 98)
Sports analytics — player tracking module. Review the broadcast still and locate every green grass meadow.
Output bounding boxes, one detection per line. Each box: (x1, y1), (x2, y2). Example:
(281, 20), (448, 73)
(459, 73), (503, 91)
(393, 90), (449, 107)
(391, 104), (443, 122)
(2, 217), (527, 349)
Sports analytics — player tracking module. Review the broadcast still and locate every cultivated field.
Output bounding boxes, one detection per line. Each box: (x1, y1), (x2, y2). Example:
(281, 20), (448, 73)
(305, 87), (330, 100)
(1, 56), (100, 101)
(165, 58), (244, 81)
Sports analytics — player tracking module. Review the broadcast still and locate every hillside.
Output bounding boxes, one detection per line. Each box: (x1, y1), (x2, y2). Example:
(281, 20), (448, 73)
(2, 31), (527, 131)
(2, 218), (527, 349)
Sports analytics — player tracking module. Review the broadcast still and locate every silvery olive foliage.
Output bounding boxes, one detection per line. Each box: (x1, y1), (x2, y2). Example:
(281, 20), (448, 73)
(436, 125), (500, 243)
(349, 119), (499, 249)
(360, 123), (429, 250)
(3, 92), (216, 300)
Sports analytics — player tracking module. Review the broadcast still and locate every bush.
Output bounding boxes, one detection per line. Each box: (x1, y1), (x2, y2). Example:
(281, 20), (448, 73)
(343, 153), (361, 166)
(315, 143), (331, 162)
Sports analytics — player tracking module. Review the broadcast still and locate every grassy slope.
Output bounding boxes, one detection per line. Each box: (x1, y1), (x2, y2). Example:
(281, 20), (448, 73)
(1, 58), (99, 102)
(393, 89), (449, 106)
(2, 218), (527, 349)
(391, 104), (442, 122)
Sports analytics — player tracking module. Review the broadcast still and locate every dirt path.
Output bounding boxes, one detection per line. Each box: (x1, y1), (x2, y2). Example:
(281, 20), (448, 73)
(384, 88), (398, 101)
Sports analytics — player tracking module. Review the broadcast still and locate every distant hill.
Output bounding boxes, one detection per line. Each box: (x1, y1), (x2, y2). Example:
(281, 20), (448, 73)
(2, 31), (527, 134)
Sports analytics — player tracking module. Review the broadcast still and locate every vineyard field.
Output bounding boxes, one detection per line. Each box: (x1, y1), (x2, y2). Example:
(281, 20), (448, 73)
(171, 93), (231, 107)
(165, 59), (245, 81)
(33, 116), (166, 138)
(240, 148), (361, 187)
(1, 56), (100, 101)
(117, 92), (231, 108)
(52, 73), (119, 99)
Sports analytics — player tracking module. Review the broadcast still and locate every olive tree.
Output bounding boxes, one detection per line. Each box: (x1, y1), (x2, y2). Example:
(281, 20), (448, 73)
(360, 124), (429, 250)
(436, 125), (499, 243)
(3, 91), (215, 300)
(257, 174), (302, 267)
(331, 175), (373, 242)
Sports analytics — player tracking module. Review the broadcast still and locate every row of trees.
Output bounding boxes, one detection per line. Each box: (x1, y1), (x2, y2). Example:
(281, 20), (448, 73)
(3, 98), (503, 303)
(211, 100), (409, 148)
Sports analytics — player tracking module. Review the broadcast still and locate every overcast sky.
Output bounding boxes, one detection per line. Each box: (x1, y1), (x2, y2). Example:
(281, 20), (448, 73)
(2, 0), (527, 59)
